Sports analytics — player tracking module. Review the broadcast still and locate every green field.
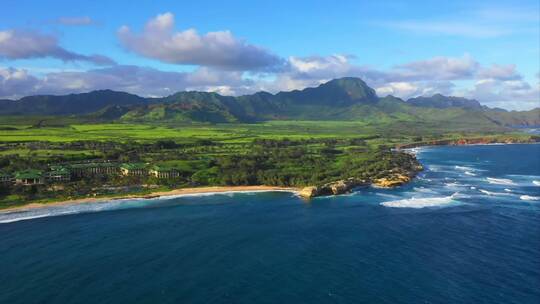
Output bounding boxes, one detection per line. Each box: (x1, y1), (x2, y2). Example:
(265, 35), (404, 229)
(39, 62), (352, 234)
(0, 119), (514, 144)
(0, 118), (536, 209)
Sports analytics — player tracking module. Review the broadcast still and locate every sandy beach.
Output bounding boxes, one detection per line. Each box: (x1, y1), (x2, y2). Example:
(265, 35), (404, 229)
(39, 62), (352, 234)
(0, 185), (300, 213)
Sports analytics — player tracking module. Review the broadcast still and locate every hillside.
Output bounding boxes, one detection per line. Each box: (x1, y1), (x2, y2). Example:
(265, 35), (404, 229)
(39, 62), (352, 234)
(0, 78), (538, 128)
(0, 90), (147, 115)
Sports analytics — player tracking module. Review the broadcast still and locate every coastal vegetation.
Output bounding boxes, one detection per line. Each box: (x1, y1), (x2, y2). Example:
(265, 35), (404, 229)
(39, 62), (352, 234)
(0, 77), (538, 208)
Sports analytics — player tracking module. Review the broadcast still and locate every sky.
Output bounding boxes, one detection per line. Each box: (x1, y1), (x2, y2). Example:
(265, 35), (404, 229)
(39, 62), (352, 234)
(0, 0), (539, 110)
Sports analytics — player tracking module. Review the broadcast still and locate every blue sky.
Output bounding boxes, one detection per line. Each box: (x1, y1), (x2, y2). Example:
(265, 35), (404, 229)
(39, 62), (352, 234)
(0, 0), (538, 109)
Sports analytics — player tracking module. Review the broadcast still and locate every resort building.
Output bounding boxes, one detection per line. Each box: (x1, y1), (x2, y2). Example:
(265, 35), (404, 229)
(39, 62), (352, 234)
(15, 170), (44, 185)
(149, 165), (180, 179)
(0, 172), (12, 184)
(69, 162), (119, 178)
(46, 166), (71, 183)
(120, 163), (148, 176)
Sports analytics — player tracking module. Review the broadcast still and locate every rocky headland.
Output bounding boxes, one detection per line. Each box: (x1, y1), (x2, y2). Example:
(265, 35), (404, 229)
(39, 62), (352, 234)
(299, 152), (423, 199)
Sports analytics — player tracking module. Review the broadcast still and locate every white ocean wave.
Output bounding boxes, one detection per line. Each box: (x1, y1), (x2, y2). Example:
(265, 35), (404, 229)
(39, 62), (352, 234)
(533, 180), (540, 186)
(455, 165), (474, 171)
(486, 177), (516, 186)
(479, 189), (513, 196)
(380, 193), (459, 209)
(413, 187), (436, 193)
(464, 171), (477, 176)
(520, 195), (540, 201)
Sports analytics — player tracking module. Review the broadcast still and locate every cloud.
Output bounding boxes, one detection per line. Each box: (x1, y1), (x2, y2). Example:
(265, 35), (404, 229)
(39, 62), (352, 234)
(0, 65), (255, 99)
(1, 53), (538, 110)
(392, 54), (479, 81)
(376, 81), (455, 100)
(0, 67), (39, 98)
(264, 54), (476, 97)
(118, 12), (283, 71)
(465, 78), (539, 110)
(477, 64), (521, 81)
(0, 29), (115, 65)
(56, 16), (95, 26)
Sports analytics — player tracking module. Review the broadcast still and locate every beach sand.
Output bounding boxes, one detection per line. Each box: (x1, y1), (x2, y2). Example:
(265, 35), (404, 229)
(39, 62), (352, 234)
(0, 185), (300, 213)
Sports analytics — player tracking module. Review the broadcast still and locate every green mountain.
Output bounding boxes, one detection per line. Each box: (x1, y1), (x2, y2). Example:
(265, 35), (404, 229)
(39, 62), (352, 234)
(0, 90), (146, 115)
(407, 94), (483, 110)
(1, 77), (538, 128)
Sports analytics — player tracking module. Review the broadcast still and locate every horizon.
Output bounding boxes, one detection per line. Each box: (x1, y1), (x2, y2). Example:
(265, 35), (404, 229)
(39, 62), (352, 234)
(1, 0), (539, 110)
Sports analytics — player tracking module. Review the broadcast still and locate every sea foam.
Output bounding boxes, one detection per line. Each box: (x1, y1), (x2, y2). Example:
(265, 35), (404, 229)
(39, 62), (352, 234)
(380, 193), (458, 208)
(479, 189), (513, 196)
(486, 177), (516, 186)
(520, 195), (540, 201)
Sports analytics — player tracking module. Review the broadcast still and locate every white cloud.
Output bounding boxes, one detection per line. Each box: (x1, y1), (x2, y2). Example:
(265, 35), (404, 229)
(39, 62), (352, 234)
(0, 29), (115, 65)
(477, 64), (521, 81)
(0, 67), (39, 98)
(0, 65), (255, 98)
(393, 54), (479, 81)
(118, 12), (283, 71)
(1, 53), (538, 110)
(466, 78), (540, 110)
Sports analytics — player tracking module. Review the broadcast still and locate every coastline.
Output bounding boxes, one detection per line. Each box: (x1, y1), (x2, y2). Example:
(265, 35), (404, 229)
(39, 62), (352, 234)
(3, 140), (537, 212)
(0, 185), (300, 214)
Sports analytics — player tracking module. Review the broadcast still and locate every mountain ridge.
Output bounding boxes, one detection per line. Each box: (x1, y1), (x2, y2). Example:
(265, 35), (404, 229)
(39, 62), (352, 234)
(0, 77), (538, 127)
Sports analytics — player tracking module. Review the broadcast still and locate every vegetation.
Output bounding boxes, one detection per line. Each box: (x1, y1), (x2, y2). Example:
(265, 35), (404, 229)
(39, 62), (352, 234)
(0, 77), (538, 209)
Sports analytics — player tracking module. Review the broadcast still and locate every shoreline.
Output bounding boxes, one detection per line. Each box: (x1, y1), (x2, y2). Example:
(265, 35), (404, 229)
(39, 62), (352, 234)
(2, 141), (537, 212)
(0, 185), (300, 214)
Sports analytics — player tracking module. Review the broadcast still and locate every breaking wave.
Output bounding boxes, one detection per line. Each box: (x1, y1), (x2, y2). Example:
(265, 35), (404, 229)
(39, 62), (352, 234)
(380, 193), (459, 209)
(520, 195), (540, 201)
(486, 177), (516, 186)
(479, 189), (513, 196)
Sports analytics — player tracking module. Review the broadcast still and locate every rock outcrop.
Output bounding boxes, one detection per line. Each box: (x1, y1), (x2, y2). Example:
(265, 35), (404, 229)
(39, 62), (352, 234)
(299, 186), (320, 198)
(299, 178), (369, 199)
(373, 174), (411, 188)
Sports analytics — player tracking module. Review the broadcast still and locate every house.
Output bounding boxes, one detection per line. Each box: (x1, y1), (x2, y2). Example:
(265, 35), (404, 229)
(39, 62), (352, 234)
(120, 163), (148, 176)
(46, 166), (71, 182)
(149, 165), (180, 179)
(69, 162), (119, 177)
(0, 172), (12, 184)
(15, 170), (44, 185)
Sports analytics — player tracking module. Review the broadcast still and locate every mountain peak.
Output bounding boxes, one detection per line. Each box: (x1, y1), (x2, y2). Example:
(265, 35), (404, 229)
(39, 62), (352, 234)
(275, 77), (378, 106)
(320, 77), (377, 101)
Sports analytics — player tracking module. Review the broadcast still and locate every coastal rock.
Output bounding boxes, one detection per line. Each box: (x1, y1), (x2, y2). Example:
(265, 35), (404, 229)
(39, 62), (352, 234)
(299, 186), (320, 198)
(327, 179), (356, 195)
(373, 174), (411, 188)
(300, 178), (369, 198)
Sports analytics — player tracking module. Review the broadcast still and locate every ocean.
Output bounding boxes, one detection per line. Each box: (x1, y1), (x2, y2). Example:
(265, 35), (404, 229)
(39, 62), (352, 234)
(1, 144), (539, 303)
